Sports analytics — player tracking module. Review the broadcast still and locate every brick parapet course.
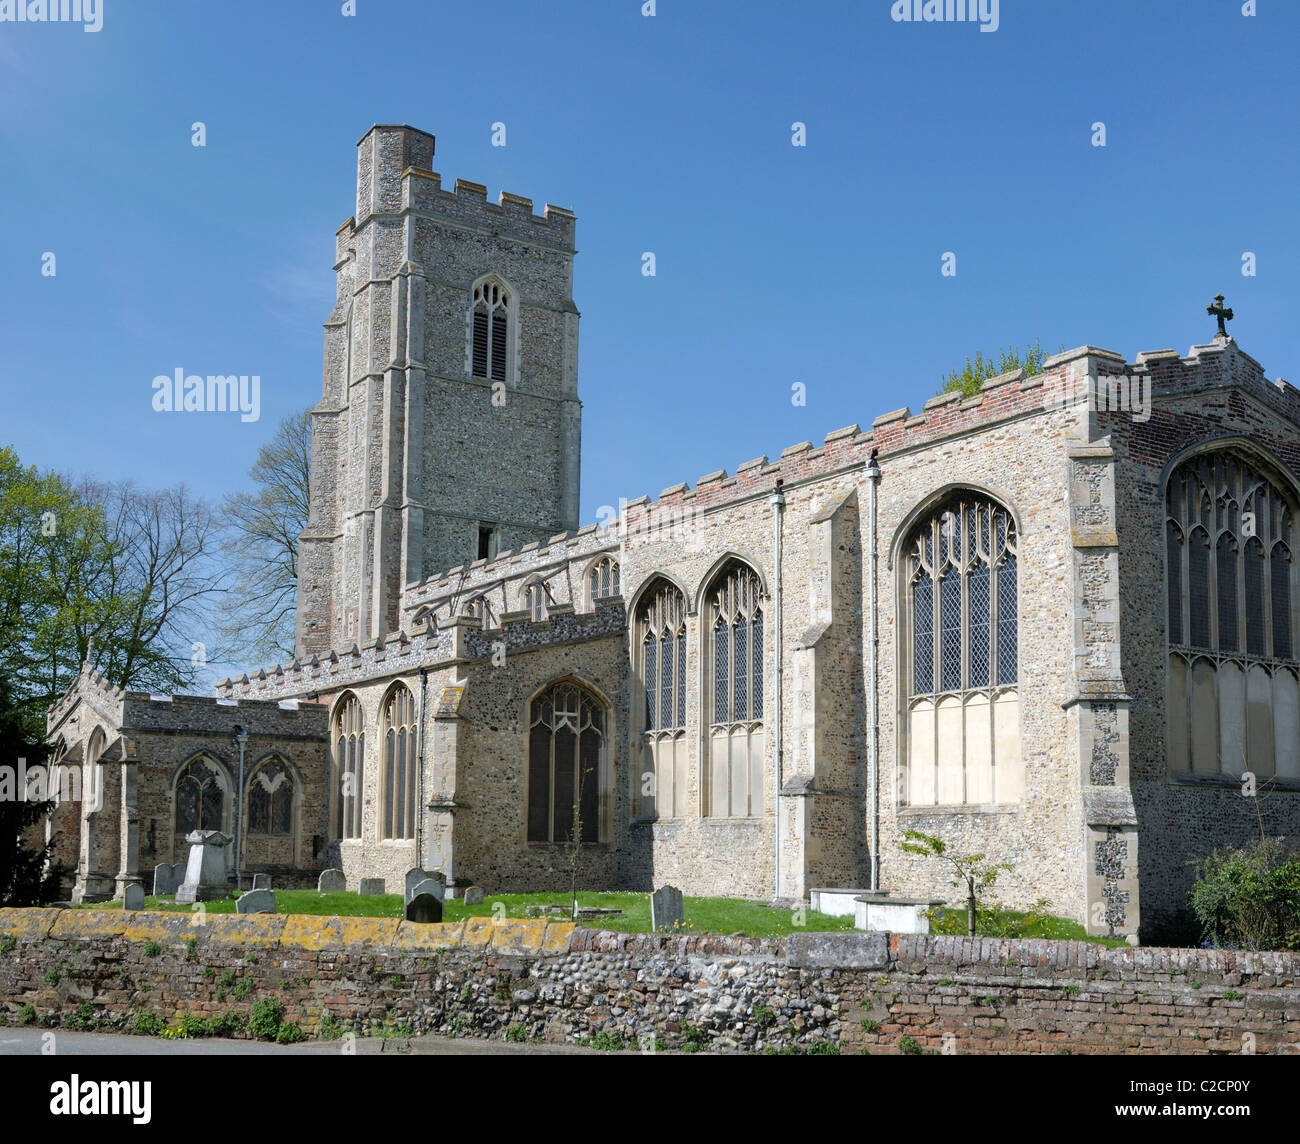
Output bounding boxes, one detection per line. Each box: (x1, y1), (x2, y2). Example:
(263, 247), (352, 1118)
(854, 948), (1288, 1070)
(1, 912), (1295, 1054)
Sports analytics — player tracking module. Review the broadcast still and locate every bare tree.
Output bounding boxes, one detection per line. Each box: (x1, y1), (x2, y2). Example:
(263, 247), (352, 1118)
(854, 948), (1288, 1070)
(216, 409), (311, 664)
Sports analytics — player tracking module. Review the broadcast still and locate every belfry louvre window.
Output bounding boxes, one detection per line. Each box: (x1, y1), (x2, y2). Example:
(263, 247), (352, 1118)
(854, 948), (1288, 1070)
(1165, 451), (1300, 779)
(707, 561), (765, 817)
(472, 280), (509, 382)
(527, 682), (604, 844)
(333, 694), (364, 840)
(904, 495), (1021, 806)
(382, 686), (417, 840)
(639, 581), (688, 818)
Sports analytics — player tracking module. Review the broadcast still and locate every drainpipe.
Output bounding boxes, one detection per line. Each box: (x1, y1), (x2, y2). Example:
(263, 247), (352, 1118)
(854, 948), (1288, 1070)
(416, 666), (428, 871)
(768, 479), (785, 901)
(865, 452), (882, 892)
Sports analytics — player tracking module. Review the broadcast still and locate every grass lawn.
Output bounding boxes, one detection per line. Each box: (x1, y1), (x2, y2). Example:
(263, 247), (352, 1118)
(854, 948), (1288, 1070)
(66, 891), (1127, 944)
(72, 890), (853, 937)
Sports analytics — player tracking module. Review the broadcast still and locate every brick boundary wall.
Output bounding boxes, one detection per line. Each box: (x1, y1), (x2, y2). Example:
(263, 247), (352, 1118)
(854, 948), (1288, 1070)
(1, 910), (1297, 1054)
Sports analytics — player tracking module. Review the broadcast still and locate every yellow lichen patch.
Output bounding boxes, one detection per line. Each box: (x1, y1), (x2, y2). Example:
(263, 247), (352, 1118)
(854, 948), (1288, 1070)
(279, 915), (400, 951)
(392, 920), (464, 952)
(0, 907), (63, 941)
(539, 922), (576, 954)
(118, 913), (194, 946)
(201, 914), (288, 948)
(460, 915), (495, 951)
(49, 908), (130, 942)
(488, 918), (549, 955)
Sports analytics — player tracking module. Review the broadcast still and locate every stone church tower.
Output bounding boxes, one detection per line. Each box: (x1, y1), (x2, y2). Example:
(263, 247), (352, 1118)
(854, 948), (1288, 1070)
(295, 125), (582, 657)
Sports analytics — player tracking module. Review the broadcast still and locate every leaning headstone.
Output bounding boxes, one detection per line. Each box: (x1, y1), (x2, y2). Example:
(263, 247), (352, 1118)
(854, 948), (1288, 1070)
(359, 877), (386, 895)
(463, 885), (484, 906)
(252, 874), (271, 891)
(153, 863), (177, 897)
(318, 868), (346, 893)
(123, 883), (145, 911)
(650, 884), (685, 932)
(236, 889), (276, 915)
(404, 867), (429, 900)
(409, 877), (444, 905)
(175, 830), (234, 903)
(404, 892), (443, 924)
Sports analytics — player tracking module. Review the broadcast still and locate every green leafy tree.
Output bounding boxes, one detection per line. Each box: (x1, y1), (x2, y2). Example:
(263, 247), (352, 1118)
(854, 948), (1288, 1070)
(901, 829), (1013, 936)
(939, 339), (1063, 399)
(0, 677), (61, 906)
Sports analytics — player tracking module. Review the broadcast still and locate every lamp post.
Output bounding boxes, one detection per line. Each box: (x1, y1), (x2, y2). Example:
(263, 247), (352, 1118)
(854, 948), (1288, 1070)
(231, 726), (248, 891)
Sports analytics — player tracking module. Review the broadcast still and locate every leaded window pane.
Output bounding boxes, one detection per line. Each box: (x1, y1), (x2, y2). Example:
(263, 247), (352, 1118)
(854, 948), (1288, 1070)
(913, 575), (933, 695)
(1189, 532), (1211, 648)
(1274, 545), (1293, 660)
(644, 635), (657, 732)
(177, 779), (199, 835)
(734, 620), (749, 721)
(997, 555), (1018, 685)
(676, 632), (686, 728)
(1245, 539), (1266, 657)
(201, 779), (222, 831)
(1217, 534), (1238, 652)
(714, 620), (729, 723)
(752, 614), (764, 717)
(968, 563), (990, 689)
(1167, 521), (1183, 646)
(659, 635), (673, 729)
(940, 570), (962, 692)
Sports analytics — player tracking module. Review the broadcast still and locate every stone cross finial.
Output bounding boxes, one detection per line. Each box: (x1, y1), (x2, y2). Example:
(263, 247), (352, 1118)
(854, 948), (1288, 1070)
(1207, 293), (1234, 340)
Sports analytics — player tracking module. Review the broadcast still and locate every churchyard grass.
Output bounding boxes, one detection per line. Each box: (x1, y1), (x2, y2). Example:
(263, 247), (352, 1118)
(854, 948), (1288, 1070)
(67, 891), (1124, 943)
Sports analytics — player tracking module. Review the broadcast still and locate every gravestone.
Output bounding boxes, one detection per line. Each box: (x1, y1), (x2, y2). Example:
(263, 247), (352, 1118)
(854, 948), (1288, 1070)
(409, 877), (444, 905)
(404, 891), (443, 924)
(252, 874), (271, 891)
(404, 867), (429, 900)
(650, 884), (685, 932)
(153, 863), (182, 896)
(236, 889), (276, 914)
(318, 868), (346, 893)
(359, 877), (386, 895)
(175, 830), (234, 903)
(123, 883), (145, 911)
(463, 885), (484, 906)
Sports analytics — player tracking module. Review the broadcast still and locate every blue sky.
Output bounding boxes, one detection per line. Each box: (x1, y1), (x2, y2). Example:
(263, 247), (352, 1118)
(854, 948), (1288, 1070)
(2, 0), (1297, 529)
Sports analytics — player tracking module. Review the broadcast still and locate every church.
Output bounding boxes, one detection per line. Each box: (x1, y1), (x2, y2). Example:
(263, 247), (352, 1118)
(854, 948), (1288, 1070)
(45, 124), (1300, 944)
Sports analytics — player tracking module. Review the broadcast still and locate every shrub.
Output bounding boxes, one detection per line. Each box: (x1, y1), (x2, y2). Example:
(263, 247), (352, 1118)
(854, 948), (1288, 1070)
(505, 1024), (527, 1044)
(318, 1012), (345, 1040)
(680, 1024), (707, 1053)
(205, 1011), (246, 1038)
(806, 1039), (839, 1055)
(19, 1003), (37, 1025)
(218, 969), (236, 988)
(44, 969), (60, 986)
(751, 1004), (775, 1028)
(589, 1031), (627, 1051)
(131, 1011), (165, 1036)
(179, 1013), (207, 1038)
(232, 978), (255, 1001)
(0, 933), (16, 954)
(184, 938), (197, 961)
(275, 1021), (304, 1044)
(67, 1001), (96, 1031)
(1189, 838), (1300, 951)
(143, 941), (163, 957)
(860, 1018), (880, 1033)
(898, 1035), (923, 1056)
(202, 966), (215, 980)
(248, 997), (285, 1040)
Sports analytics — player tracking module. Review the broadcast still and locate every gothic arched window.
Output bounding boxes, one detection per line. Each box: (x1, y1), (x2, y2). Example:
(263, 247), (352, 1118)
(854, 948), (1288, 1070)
(176, 756), (226, 835)
(589, 557), (620, 602)
(472, 279), (510, 382)
(638, 580), (688, 818)
(461, 593), (495, 631)
(527, 682), (605, 844)
(332, 694), (365, 840)
(903, 494), (1021, 806)
(706, 561), (764, 817)
(247, 758), (294, 837)
(382, 685), (417, 840)
(1165, 451), (1299, 778)
(525, 582), (548, 622)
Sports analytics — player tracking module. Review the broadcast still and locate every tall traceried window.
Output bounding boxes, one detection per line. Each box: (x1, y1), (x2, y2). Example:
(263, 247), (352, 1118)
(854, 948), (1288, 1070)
(904, 494), (1021, 806)
(247, 758), (294, 837)
(706, 561), (765, 817)
(1165, 450), (1299, 779)
(333, 694), (365, 840)
(638, 580), (688, 818)
(527, 682), (605, 844)
(589, 557), (620, 602)
(382, 686), (417, 840)
(471, 279), (510, 382)
(176, 756), (226, 836)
